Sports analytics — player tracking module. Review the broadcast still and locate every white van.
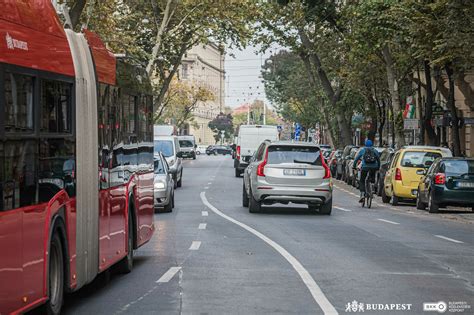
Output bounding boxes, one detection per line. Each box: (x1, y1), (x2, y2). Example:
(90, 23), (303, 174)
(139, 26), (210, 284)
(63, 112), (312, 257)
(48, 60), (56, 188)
(234, 125), (279, 177)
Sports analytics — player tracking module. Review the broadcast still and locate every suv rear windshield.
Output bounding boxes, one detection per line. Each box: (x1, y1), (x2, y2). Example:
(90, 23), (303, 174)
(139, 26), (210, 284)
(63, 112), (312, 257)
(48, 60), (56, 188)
(401, 151), (441, 168)
(267, 146), (321, 165)
(442, 160), (474, 175)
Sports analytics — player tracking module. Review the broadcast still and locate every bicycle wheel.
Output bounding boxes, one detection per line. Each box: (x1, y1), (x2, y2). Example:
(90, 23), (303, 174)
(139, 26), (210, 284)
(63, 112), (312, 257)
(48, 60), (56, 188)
(366, 183), (373, 208)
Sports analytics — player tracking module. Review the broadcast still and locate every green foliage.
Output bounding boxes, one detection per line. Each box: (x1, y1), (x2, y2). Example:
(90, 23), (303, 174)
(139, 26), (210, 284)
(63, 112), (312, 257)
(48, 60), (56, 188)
(208, 113), (234, 143)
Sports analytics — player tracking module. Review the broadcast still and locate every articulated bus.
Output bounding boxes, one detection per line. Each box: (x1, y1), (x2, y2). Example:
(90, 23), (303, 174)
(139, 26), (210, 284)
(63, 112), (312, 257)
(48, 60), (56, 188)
(0, 1), (155, 314)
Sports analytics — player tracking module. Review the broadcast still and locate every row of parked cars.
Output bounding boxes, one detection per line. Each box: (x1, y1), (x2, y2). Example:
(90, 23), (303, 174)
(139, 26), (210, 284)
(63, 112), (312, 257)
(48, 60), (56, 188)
(325, 144), (474, 213)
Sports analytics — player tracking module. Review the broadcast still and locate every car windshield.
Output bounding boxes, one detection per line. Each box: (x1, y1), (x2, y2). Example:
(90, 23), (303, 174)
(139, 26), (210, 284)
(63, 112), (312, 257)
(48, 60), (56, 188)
(154, 140), (174, 157)
(154, 159), (166, 174)
(401, 151), (441, 168)
(443, 160), (474, 176)
(267, 146), (321, 165)
(179, 140), (193, 148)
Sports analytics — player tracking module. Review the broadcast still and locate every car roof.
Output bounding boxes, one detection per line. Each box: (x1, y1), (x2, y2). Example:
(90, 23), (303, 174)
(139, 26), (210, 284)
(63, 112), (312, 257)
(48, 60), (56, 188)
(400, 145), (452, 156)
(269, 141), (320, 147)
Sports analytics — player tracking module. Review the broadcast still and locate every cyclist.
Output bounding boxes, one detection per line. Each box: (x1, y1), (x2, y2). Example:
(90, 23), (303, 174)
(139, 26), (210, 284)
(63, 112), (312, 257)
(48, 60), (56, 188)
(353, 139), (380, 203)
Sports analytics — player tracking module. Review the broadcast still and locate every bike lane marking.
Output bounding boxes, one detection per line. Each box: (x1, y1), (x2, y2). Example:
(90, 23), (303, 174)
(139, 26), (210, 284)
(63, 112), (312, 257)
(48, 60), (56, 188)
(200, 191), (339, 315)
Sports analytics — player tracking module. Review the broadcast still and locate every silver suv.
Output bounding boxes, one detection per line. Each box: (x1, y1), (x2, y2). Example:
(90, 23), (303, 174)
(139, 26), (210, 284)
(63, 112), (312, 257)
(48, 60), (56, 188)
(242, 141), (333, 214)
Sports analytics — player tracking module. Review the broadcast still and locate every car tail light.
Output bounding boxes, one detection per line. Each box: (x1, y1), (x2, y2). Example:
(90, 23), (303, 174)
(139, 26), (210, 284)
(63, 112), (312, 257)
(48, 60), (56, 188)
(395, 168), (402, 181)
(321, 152), (331, 179)
(434, 173), (446, 185)
(257, 149), (268, 177)
(236, 145), (241, 159)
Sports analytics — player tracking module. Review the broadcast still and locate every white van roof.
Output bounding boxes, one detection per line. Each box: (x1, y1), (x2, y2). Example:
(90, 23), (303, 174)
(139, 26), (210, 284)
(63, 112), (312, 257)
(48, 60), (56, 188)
(154, 125), (176, 136)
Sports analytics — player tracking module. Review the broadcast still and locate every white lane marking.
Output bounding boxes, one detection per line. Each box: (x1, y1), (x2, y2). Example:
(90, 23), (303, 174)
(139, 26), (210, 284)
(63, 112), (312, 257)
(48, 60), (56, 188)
(200, 192), (338, 315)
(189, 241), (201, 250)
(198, 223), (207, 230)
(202, 211), (208, 216)
(156, 267), (182, 283)
(334, 206), (352, 212)
(208, 182), (212, 185)
(377, 219), (400, 225)
(204, 186), (209, 189)
(434, 235), (464, 244)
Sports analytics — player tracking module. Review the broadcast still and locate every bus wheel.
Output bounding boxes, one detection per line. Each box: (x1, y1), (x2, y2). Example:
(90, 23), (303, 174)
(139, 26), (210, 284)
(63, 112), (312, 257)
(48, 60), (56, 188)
(118, 211), (134, 273)
(45, 233), (64, 315)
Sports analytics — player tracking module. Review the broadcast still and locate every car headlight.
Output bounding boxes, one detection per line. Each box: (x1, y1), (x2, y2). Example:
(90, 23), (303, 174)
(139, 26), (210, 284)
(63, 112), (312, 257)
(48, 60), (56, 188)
(154, 181), (166, 190)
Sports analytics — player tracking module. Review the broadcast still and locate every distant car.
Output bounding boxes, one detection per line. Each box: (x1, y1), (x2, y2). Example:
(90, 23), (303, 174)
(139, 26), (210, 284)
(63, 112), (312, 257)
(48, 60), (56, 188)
(338, 145), (358, 181)
(383, 146), (452, 205)
(242, 141), (332, 214)
(417, 158), (474, 213)
(344, 147), (360, 185)
(208, 145), (232, 155)
(178, 135), (196, 159)
(153, 153), (175, 212)
(196, 145), (207, 155)
(375, 148), (395, 196)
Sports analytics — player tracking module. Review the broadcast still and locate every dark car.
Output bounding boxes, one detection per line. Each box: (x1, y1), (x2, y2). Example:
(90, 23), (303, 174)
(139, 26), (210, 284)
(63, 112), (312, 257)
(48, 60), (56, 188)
(344, 147), (360, 184)
(375, 148), (395, 196)
(329, 150), (342, 177)
(206, 145), (215, 155)
(416, 158), (474, 213)
(337, 145), (358, 180)
(208, 145), (232, 155)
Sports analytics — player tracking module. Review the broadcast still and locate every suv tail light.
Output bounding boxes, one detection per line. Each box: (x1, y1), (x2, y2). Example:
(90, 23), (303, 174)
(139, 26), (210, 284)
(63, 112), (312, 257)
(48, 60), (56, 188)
(321, 152), (331, 179)
(434, 173), (446, 185)
(257, 149), (268, 177)
(395, 168), (402, 181)
(236, 145), (241, 159)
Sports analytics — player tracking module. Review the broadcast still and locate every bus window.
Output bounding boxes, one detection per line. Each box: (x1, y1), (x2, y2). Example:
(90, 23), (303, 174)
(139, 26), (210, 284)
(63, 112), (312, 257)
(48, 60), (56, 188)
(4, 72), (34, 133)
(40, 80), (72, 133)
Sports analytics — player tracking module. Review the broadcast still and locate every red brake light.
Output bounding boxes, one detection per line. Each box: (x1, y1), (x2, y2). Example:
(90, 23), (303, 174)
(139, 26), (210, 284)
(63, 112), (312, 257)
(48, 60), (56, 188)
(395, 168), (402, 181)
(236, 145), (241, 158)
(257, 149), (268, 177)
(434, 173), (446, 185)
(321, 151), (331, 179)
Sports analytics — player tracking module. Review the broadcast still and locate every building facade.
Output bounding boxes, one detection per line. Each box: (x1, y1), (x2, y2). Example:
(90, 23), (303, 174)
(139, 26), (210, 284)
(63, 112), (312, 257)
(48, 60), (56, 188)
(179, 44), (225, 145)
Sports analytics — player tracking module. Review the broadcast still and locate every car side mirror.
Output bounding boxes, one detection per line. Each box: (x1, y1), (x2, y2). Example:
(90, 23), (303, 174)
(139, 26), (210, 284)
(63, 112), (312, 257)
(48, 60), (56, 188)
(416, 169), (426, 175)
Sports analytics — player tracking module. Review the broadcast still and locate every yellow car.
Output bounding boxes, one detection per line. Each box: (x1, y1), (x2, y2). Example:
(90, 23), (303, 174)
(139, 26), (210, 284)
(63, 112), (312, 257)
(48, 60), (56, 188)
(382, 146), (452, 205)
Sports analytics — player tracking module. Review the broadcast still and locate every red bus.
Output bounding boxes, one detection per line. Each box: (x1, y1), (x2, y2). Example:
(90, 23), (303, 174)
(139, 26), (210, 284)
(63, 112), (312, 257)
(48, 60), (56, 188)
(0, 1), (155, 314)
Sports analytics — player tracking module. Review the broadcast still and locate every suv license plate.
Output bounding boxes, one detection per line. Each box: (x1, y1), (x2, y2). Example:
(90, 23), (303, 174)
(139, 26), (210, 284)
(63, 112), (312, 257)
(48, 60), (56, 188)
(283, 169), (306, 176)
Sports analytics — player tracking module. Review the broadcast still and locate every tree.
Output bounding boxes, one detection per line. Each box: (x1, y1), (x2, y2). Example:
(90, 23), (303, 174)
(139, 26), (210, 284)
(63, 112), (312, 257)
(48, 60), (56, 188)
(154, 78), (214, 130)
(208, 113), (234, 144)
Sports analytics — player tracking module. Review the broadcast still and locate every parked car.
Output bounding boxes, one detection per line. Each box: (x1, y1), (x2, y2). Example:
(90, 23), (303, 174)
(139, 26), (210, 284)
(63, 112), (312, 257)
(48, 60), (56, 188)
(382, 146), (452, 205)
(375, 148), (395, 196)
(242, 141), (332, 214)
(154, 135), (183, 188)
(344, 147), (360, 185)
(153, 153), (175, 212)
(178, 135), (196, 159)
(338, 145), (358, 181)
(208, 145), (232, 155)
(329, 150), (342, 177)
(196, 145), (207, 155)
(235, 125), (279, 177)
(416, 158), (474, 213)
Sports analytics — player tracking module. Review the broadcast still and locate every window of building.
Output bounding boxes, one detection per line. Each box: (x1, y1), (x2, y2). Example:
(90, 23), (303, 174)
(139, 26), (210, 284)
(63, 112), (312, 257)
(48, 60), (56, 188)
(182, 64), (189, 80)
(40, 79), (72, 133)
(4, 72), (34, 133)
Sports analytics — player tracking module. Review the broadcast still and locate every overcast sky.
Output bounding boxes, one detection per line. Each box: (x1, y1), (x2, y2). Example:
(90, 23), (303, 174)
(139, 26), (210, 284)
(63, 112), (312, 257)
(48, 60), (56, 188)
(224, 45), (281, 109)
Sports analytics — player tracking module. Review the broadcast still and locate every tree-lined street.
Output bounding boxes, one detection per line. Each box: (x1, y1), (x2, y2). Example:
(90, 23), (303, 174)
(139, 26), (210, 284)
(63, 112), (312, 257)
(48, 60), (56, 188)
(58, 156), (473, 314)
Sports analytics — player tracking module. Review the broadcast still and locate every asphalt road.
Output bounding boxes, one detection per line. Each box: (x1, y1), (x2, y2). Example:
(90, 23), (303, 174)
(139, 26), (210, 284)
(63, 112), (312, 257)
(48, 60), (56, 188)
(60, 155), (473, 315)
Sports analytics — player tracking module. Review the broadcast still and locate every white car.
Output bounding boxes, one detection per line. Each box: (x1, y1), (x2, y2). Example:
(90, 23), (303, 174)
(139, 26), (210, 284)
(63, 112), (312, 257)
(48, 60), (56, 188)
(196, 145), (207, 155)
(154, 153), (175, 212)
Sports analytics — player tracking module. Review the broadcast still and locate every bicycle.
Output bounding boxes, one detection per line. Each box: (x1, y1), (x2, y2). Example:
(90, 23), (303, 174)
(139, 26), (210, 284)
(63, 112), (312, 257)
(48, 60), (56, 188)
(362, 170), (375, 208)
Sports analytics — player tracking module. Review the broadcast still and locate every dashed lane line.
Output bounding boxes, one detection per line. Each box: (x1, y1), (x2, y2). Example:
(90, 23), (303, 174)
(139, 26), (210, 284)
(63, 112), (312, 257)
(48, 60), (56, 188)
(434, 235), (464, 244)
(202, 211), (209, 216)
(156, 267), (182, 283)
(377, 219), (400, 225)
(200, 191), (338, 315)
(198, 223), (207, 230)
(189, 241), (202, 250)
(334, 206), (352, 212)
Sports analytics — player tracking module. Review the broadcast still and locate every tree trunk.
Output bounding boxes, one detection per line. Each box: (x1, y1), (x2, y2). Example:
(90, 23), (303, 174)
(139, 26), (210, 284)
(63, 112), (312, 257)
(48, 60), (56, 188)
(423, 61), (438, 145)
(445, 64), (461, 156)
(416, 67), (425, 145)
(146, 0), (174, 76)
(382, 45), (405, 148)
(298, 29), (352, 146)
(69, 0), (87, 29)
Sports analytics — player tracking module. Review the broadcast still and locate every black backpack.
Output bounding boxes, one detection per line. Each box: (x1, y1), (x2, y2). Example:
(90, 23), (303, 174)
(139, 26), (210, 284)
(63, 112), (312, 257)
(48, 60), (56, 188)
(363, 148), (377, 163)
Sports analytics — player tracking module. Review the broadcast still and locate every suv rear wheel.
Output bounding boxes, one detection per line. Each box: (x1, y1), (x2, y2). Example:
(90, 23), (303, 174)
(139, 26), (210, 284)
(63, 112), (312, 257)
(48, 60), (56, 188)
(320, 199), (332, 215)
(242, 182), (249, 207)
(249, 188), (261, 213)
